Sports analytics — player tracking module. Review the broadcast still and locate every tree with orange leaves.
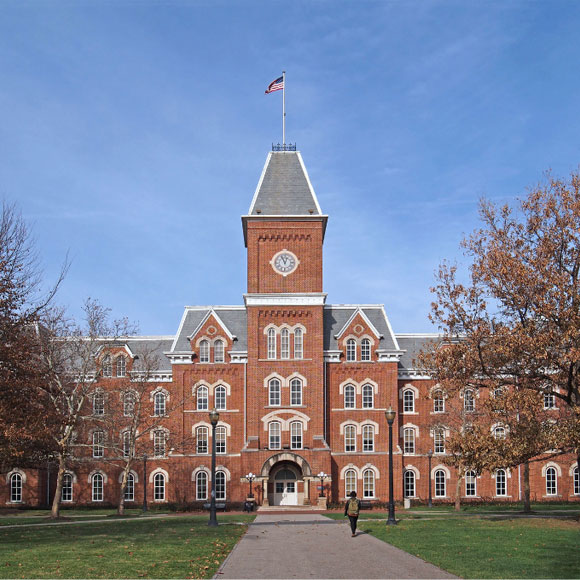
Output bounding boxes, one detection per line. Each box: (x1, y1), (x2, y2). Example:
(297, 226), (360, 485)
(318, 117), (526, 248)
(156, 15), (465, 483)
(420, 169), (580, 510)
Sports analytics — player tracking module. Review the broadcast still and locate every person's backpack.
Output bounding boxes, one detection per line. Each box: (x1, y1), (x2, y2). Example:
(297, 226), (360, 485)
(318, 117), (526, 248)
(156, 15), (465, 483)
(347, 498), (360, 516)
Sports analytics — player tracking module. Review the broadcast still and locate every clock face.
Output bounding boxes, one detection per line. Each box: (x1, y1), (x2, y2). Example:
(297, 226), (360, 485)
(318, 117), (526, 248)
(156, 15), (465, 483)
(271, 250), (299, 276)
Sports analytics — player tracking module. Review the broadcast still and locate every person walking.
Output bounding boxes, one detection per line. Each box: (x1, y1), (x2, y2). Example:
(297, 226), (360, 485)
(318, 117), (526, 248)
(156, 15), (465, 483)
(344, 490), (361, 537)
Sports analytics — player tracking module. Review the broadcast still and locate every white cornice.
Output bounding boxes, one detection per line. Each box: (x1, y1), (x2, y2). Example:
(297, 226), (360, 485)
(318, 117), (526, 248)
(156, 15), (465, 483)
(244, 293), (327, 307)
(165, 352), (193, 365)
(377, 350), (404, 362)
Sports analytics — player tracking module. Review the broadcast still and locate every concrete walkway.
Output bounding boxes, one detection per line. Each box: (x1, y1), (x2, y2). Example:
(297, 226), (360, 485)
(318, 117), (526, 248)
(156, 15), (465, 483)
(215, 513), (457, 579)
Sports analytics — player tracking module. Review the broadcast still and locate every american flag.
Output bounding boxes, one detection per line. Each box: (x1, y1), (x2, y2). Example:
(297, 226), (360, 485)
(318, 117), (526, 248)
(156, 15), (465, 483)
(265, 76), (284, 94)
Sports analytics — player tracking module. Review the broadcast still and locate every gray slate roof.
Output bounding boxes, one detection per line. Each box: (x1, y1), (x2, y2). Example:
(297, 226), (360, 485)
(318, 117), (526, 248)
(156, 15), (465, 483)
(395, 334), (440, 373)
(125, 337), (174, 371)
(248, 152), (322, 216)
(323, 305), (400, 352)
(170, 307), (248, 353)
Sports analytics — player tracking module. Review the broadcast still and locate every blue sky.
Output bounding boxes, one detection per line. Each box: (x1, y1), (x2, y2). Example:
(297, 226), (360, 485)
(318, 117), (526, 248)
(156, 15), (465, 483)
(1, 1), (579, 335)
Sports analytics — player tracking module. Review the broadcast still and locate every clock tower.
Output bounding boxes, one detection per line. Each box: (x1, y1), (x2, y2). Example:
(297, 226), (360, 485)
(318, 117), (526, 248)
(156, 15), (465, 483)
(241, 149), (331, 504)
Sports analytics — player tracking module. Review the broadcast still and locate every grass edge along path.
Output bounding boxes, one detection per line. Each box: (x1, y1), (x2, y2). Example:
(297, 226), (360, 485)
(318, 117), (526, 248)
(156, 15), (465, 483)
(0, 514), (254, 579)
(328, 515), (579, 579)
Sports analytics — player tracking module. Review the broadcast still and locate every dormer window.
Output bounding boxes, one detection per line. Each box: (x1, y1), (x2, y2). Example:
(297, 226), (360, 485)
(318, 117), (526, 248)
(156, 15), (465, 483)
(199, 340), (210, 363)
(346, 339), (356, 362)
(116, 356), (126, 378)
(214, 340), (225, 363)
(102, 355), (112, 378)
(361, 338), (371, 361)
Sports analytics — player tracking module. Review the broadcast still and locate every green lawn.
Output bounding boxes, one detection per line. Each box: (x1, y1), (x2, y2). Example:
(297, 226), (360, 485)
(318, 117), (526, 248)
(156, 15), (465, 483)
(333, 516), (580, 579)
(0, 514), (253, 579)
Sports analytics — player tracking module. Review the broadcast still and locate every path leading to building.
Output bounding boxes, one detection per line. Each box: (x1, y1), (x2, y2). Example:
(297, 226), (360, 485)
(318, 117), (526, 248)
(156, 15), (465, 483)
(215, 513), (457, 579)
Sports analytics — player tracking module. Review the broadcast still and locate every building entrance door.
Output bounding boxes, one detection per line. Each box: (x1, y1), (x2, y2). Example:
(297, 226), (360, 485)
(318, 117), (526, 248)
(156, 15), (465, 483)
(272, 468), (298, 506)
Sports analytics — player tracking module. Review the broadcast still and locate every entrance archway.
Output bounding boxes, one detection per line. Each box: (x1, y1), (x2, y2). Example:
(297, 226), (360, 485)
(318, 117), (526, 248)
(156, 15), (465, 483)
(260, 453), (312, 506)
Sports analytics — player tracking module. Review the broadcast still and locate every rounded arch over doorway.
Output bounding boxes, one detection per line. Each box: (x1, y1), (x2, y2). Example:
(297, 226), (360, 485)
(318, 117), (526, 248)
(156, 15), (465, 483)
(260, 452), (313, 478)
(260, 453), (313, 507)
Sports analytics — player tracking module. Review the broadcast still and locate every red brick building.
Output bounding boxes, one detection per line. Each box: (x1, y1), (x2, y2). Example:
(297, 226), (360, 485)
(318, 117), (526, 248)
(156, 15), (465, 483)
(3, 150), (579, 508)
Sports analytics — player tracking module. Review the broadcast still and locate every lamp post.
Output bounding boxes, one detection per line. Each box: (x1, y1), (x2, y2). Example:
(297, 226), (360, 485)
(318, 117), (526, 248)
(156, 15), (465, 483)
(427, 450), (433, 508)
(385, 406), (397, 526)
(317, 471), (328, 497)
(142, 454), (148, 513)
(208, 408), (220, 527)
(245, 472), (256, 498)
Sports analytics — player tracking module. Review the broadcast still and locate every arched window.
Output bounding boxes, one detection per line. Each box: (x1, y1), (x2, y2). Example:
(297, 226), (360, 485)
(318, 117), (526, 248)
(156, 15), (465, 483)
(153, 430), (166, 457)
(344, 384), (355, 409)
(404, 470), (415, 498)
(197, 386), (208, 411)
(465, 470), (477, 497)
(344, 425), (356, 452)
(403, 428), (415, 454)
(362, 469), (375, 498)
(433, 390), (445, 413)
(545, 467), (557, 496)
(362, 384), (373, 408)
(294, 328), (303, 360)
(434, 469), (446, 497)
(269, 421), (281, 450)
(199, 340), (210, 363)
(116, 356), (126, 377)
(196, 472), (207, 500)
(267, 328), (276, 360)
(215, 385), (227, 410)
(93, 431), (104, 458)
(62, 473), (73, 502)
(434, 427), (445, 454)
(345, 469), (357, 497)
(464, 389), (475, 413)
(196, 426), (208, 454)
(154, 391), (166, 416)
(93, 391), (105, 416)
(362, 424), (374, 452)
(403, 389), (415, 413)
(269, 378), (281, 406)
(10, 473), (22, 503)
(124, 473), (135, 502)
(280, 328), (290, 359)
(102, 355), (112, 378)
(215, 471), (226, 501)
(346, 339), (357, 362)
(361, 338), (371, 361)
(123, 391), (136, 416)
(495, 469), (507, 496)
(122, 431), (132, 458)
(154, 473), (165, 501)
(574, 466), (579, 495)
(92, 473), (104, 502)
(493, 425), (506, 439)
(290, 421), (303, 450)
(215, 426), (227, 454)
(290, 378), (302, 406)
(214, 340), (225, 363)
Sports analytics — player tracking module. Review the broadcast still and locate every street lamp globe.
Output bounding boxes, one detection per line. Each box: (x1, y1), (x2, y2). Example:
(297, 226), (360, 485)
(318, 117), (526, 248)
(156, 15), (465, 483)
(209, 408), (220, 425)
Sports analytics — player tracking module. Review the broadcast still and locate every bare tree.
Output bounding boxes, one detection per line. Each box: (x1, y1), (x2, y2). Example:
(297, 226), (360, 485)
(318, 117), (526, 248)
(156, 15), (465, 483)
(0, 202), (66, 468)
(38, 299), (135, 518)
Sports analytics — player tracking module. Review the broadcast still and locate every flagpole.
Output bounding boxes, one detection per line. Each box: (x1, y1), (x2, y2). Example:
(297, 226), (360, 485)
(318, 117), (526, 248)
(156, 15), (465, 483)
(282, 70), (286, 146)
